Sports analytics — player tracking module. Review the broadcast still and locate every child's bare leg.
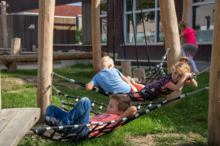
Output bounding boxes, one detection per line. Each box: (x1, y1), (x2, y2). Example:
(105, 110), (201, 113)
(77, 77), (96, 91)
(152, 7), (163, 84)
(132, 82), (145, 91)
(128, 82), (143, 99)
(128, 82), (138, 92)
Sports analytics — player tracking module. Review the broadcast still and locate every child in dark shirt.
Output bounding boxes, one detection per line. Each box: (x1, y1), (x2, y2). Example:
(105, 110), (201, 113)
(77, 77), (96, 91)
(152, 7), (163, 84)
(129, 57), (197, 99)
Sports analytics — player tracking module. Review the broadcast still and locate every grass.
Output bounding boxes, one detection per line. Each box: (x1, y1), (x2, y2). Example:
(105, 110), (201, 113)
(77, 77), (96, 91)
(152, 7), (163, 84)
(0, 64), (210, 146)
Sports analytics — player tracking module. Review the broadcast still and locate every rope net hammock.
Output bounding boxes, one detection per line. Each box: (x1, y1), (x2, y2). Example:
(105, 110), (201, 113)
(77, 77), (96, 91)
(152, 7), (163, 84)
(51, 48), (210, 101)
(31, 86), (209, 142)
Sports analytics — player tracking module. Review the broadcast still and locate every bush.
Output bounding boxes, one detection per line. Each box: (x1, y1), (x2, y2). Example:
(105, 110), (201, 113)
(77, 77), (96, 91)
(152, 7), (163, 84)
(76, 27), (82, 44)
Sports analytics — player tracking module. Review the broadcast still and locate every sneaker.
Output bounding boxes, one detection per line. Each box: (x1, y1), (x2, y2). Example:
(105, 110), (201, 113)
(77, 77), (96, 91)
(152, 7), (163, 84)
(45, 116), (61, 127)
(127, 76), (134, 83)
(195, 71), (200, 75)
(127, 76), (132, 82)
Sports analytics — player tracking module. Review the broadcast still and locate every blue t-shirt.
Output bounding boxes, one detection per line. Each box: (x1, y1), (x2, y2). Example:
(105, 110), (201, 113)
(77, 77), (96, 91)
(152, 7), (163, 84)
(90, 68), (131, 93)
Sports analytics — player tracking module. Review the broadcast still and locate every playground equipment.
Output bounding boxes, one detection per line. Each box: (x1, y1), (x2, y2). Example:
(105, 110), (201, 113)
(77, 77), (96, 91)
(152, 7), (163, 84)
(0, 0), (219, 145)
(31, 82), (209, 142)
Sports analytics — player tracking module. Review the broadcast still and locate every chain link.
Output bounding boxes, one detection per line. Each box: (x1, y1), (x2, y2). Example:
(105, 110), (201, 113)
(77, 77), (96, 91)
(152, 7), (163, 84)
(186, 87), (209, 96)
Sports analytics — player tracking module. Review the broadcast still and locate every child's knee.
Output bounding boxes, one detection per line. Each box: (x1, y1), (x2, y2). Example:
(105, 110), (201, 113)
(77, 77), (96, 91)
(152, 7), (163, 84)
(80, 97), (91, 106)
(45, 105), (56, 116)
(46, 105), (55, 111)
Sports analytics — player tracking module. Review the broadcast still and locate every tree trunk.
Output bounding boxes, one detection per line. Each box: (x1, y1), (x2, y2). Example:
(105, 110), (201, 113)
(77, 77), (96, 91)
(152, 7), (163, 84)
(92, 0), (101, 74)
(37, 0), (55, 123)
(208, 1), (220, 145)
(159, 0), (181, 105)
(181, 0), (192, 45)
(1, 1), (8, 48)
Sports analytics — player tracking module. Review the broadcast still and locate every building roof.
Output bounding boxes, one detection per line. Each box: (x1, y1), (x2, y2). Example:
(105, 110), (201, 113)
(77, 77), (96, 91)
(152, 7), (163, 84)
(25, 5), (82, 17)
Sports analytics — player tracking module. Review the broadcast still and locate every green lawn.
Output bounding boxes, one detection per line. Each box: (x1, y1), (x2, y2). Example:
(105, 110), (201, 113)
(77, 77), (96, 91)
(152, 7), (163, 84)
(1, 64), (209, 146)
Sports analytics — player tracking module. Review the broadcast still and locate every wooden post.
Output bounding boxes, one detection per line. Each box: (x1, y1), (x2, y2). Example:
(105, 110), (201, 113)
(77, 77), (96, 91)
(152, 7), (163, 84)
(82, 0), (92, 45)
(0, 71), (1, 112)
(9, 38), (21, 72)
(133, 68), (145, 82)
(32, 45), (37, 52)
(121, 61), (132, 77)
(208, 1), (220, 145)
(1, 1), (8, 48)
(92, 0), (102, 74)
(181, 0), (192, 45)
(159, 0), (181, 104)
(37, 0), (55, 123)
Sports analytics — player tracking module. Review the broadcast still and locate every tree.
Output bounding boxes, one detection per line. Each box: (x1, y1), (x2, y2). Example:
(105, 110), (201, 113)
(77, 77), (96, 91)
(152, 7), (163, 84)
(75, 27), (82, 44)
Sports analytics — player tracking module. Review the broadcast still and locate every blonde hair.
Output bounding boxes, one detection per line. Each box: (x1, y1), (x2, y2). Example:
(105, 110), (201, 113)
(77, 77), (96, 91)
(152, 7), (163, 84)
(172, 56), (191, 75)
(179, 20), (189, 29)
(99, 56), (115, 68)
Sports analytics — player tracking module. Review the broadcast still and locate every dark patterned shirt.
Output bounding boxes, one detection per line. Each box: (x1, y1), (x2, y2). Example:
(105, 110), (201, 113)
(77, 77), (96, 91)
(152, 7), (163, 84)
(140, 73), (176, 99)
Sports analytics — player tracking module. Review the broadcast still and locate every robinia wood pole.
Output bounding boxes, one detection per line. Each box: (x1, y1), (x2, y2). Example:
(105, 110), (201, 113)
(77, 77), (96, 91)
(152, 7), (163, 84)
(9, 38), (21, 72)
(181, 0), (192, 45)
(37, 0), (55, 123)
(159, 0), (181, 104)
(208, 1), (220, 145)
(92, 0), (102, 74)
(1, 1), (8, 48)
(0, 71), (1, 112)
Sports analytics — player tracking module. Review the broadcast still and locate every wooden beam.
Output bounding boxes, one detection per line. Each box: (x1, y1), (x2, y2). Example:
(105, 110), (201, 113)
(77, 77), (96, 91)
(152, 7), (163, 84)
(92, 0), (102, 74)
(181, 0), (192, 45)
(82, 0), (92, 45)
(0, 71), (2, 113)
(121, 61), (132, 77)
(0, 48), (26, 52)
(9, 38), (21, 72)
(0, 52), (93, 62)
(0, 4), (9, 7)
(159, 0), (181, 104)
(0, 108), (40, 146)
(208, 1), (220, 145)
(1, 1), (8, 48)
(37, 0), (55, 123)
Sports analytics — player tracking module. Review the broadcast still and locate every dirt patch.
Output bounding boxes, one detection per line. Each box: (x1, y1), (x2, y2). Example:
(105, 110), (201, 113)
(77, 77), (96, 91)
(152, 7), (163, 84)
(52, 78), (81, 90)
(3, 78), (26, 89)
(7, 89), (24, 93)
(3, 76), (80, 91)
(126, 132), (204, 146)
(4, 76), (37, 86)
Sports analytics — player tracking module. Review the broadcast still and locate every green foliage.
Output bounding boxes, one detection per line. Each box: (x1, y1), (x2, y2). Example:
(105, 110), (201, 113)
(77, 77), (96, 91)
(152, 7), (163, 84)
(76, 27), (82, 44)
(128, 0), (156, 25)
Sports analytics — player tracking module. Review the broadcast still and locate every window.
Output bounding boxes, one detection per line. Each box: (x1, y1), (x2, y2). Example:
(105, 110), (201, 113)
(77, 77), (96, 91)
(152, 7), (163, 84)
(124, 0), (163, 44)
(192, 0), (215, 43)
(100, 0), (107, 43)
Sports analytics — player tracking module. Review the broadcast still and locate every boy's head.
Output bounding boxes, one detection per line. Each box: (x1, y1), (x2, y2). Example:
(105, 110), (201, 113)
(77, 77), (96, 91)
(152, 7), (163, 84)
(99, 56), (115, 70)
(107, 94), (130, 115)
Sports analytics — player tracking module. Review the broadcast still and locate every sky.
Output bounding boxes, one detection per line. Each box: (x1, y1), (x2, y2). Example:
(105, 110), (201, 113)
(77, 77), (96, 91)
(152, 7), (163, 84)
(68, 2), (82, 6)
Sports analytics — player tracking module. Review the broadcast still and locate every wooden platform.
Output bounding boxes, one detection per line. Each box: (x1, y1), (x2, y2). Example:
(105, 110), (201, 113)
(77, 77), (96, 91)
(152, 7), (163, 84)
(0, 108), (40, 146)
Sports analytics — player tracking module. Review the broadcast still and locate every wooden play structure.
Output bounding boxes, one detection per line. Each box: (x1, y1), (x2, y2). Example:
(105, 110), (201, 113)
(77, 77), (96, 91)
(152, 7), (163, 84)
(208, 0), (220, 145)
(0, 0), (220, 145)
(159, 0), (181, 104)
(0, 2), (40, 146)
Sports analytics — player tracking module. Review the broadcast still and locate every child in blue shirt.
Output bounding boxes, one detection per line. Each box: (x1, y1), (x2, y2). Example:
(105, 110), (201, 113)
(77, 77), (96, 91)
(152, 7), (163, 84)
(86, 56), (135, 94)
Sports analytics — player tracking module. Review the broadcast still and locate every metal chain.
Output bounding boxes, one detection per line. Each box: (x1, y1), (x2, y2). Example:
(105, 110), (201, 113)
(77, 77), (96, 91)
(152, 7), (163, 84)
(161, 48), (170, 64)
(186, 87), (209, 96)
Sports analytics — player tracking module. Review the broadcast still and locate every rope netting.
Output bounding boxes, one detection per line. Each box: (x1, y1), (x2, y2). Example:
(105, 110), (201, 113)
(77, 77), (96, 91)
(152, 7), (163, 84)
(51, 57), (210, 102)
(51, 49), (173, 101)
(31, 85), (209, 142)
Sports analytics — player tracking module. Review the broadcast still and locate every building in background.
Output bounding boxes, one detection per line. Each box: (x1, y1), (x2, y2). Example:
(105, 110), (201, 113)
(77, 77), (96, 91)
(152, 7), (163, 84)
(0, 0), (215, 62)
